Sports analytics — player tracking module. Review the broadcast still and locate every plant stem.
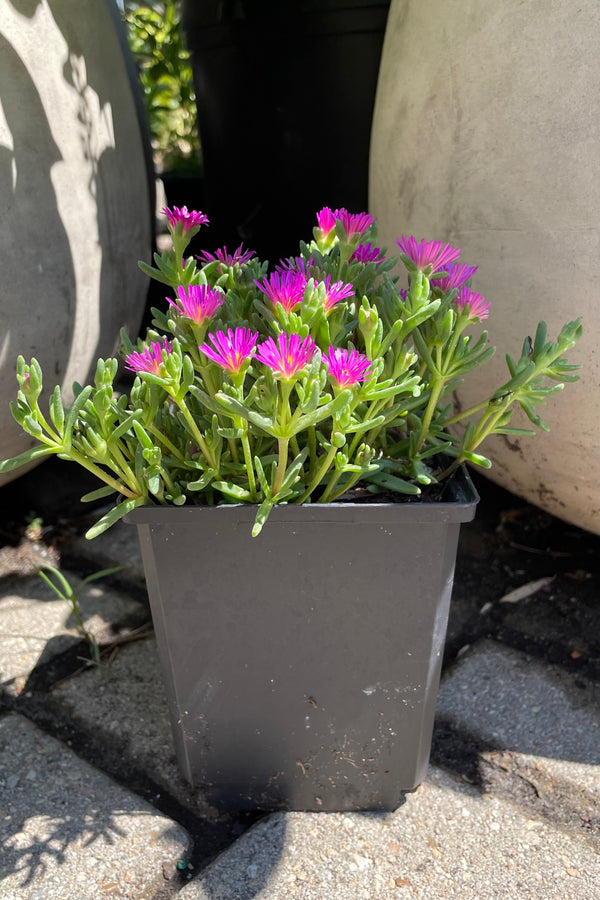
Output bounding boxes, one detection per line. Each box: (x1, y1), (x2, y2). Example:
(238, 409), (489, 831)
(241, 430), (257, 500)
(297, 444), (337, 502)
(414, 376), (444, 453)
(273, 437), (289, 495)
(67, 449), (138, 499)
(173, 395), (217, 469)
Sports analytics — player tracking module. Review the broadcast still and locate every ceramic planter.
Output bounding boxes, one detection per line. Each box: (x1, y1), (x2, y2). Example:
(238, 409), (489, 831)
(126, 467), (478, 811)
(0, 0), (152, 485)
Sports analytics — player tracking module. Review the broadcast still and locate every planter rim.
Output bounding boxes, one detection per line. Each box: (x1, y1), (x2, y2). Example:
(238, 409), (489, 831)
(125, 466), (479, 527)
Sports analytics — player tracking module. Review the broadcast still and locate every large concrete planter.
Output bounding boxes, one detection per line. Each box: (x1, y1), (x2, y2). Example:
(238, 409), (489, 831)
(369, 0), (599, 534)
(0, 0), (152, 485)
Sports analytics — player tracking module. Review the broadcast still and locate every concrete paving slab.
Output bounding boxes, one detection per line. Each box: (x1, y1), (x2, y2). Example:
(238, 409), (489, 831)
(435, 640), (600, 837)
(436, 640), (600, 765)
(0, 573), (146, 694)
(49, 637), (215, 818)
(179, 765), (599, 900)
(0, 713), (189, 900)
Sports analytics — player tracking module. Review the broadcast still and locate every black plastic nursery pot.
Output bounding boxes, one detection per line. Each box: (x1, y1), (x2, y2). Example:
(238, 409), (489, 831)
(126, 466), (478, 812)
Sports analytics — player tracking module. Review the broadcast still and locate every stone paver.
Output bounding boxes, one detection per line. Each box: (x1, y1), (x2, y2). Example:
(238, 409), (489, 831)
(179, 765), (599, 900)
(49, 637), (216, 818)
(0, 713), (189, 900)
(0, 574), (146, 694)
(436, 640), (600, 765)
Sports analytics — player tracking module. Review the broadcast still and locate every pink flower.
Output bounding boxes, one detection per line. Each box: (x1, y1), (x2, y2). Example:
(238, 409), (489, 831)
(431, 262), (478, 293)
(350, 243), (385, 264)
(255, 333), (318, 380)
(275, 255), (315, 276)
(455, 287), (490, 321)
(199, 327), (259, 373)
(197, 244), (255, 267)
(167, 284), (225, 325)
(317, 275), (355, 313)
(336, 208), (374, 241)
(254, 271), (307, 313)
(316, 206), (337, 237)
(162, 206), (209, 233)
(396, 236), (461, 274)
(125, 338), (172, 375)
(322, 347), (372, 389)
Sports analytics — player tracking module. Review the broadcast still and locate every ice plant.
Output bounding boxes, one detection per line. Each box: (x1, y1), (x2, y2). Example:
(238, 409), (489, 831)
(350, 243), (385, 264)
(168, 284), (225, 325)
(163, 205), (209, 233)
(254, 271), (307, 313)
(1, 205), (583, 538)
(336, 208), (374, 241)
(318, 275), (355, 313)
(431, 262), (478, 293)
(396, 235), (461, 275)
(316, 206), (337, 238)
(323, 347), (371, 389)
(199, 327), (258, 374)
(255, 333), (318, 380)
(454, 287), (490, 321)
(197, 244), (255, 268)
(125, 338), (171, 375)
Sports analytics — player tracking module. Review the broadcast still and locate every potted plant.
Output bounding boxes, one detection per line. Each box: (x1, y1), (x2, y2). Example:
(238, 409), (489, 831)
(0, 207), (582, 811)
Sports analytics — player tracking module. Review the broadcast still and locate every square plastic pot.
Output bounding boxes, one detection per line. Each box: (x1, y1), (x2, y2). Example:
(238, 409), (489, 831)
(126, 467), (478, 811)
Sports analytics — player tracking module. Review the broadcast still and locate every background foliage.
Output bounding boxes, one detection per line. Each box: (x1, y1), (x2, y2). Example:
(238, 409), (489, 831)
(122, 0), (201, 172)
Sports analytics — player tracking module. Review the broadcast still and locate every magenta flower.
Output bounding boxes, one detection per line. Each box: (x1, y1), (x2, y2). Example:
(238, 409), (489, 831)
(255, 333), (318, 380)
(336, 208), (374, 241)
(323, 347), (372, 389)
(168, 284), (225, 326)
(350, 243), (385, 264)
(317, 275), (355, 313)
(275, 255), (315, 276)
(162, 206), (209, 233)
(455, 287), (490, 321)
(396, 236), (461, 274)
(431, 262), (478, 293)
(254, 271), (307, 313)
(199, 327), (259, 373)
(316, 206), (337, 237)
(197, 243), (255, 267)
(125, 338), (172, 375)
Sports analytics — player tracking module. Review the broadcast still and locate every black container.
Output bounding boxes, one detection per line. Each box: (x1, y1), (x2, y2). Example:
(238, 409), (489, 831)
(181, 0), (391, 261)
(127, 467), (477, 811)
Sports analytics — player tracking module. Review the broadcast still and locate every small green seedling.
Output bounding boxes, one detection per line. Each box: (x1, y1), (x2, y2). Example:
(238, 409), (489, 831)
(38, 564), (123, 666)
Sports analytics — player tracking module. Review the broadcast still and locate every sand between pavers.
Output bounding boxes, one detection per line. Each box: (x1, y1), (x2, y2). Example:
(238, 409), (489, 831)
(0, 713), (189, 900)
(179, 766), (599, 900)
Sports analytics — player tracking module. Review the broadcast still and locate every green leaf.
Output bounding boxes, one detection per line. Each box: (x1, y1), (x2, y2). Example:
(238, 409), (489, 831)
(367, 472), (421, 494)
(81, 566), (124, 585)
(38, 565), (72, 601)
(63, 385), (93, 450)
(461, 450), (492, 468)
(85, 496), (146, 539)
(186, 470), (215, 491)
(252, 498), (274, 537)
(0, 444), (57, 473)
(212, 480), (252, 501)
(80, 485), (117, 502)
(49, 385), (65, 435)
